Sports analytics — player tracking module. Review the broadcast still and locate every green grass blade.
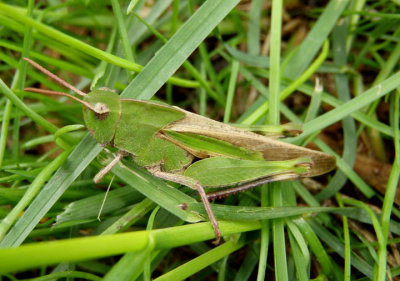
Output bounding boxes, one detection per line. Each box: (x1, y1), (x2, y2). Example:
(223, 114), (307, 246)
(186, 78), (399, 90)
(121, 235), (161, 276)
(284, 0), (350, 79)
(288, 231), (308, 281)
(308, 218), (374, 279)
(0, 150), (70, 241)
(0, 221), (260, 274)
(188, 203), (350, 221)
(0, 79), (59, 135)
(295, 218), (337, 280)
(380, 160), (400, 274)
(130, 11), (225, 105)
(316, 21), (357, 201)
(55, 186), (144, 225)
(123, 0), (241, 100)
(27, 271), (102, 281)
(268, 0), (282, 126)
(154, 240), (244, 281)
(0, 101), (12, 169)
(111, 0), (135, 63)
(314, 138), (375, 198)
(0, 135), (101, 247)
(100, 199), (156, 236)
(234, 243), (260, 281)
(110, 158), (199, 222)
(242, 40), (329, 124)
(298, 71), (400, 139)
(103, 248), (153, 281)
(223, 59), (240, 123)
(272, 183), (288, 281)
(336, 195), (351, 281)
(247, 0), (263, 55)
(0, 3), (197, 88)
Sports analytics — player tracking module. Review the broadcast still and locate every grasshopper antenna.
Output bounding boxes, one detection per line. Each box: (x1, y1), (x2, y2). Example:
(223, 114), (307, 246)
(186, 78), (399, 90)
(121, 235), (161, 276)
(24, 87), (101, 113)
(24, 58), (109, 115)
(24, 57), (87, 97)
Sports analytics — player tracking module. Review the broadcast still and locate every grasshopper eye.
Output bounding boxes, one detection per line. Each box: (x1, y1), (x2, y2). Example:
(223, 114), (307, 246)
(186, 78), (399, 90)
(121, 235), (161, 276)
(93, 102), (110, 120)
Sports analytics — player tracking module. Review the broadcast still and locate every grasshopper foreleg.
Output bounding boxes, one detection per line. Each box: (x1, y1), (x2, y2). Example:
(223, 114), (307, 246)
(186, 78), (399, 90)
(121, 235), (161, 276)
(147, 166), (221, 244)
(94, 151), (126, 183)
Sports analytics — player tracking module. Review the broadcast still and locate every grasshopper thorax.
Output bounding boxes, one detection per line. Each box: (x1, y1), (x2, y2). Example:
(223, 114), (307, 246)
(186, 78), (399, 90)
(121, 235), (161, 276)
(83, 89), (121, 145)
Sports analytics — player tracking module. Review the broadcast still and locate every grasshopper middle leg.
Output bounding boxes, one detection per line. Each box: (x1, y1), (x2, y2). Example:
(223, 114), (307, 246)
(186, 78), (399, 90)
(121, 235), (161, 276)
(148, 166), (221, 244)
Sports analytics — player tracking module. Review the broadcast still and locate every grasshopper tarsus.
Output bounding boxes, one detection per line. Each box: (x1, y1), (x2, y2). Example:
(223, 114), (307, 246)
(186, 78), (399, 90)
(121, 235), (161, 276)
(212, 235), (221, 245)
(195, 180), (221, 245)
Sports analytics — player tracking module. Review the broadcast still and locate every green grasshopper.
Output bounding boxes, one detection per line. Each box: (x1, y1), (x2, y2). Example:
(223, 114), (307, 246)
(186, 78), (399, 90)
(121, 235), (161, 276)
(24, 58), (335, 244)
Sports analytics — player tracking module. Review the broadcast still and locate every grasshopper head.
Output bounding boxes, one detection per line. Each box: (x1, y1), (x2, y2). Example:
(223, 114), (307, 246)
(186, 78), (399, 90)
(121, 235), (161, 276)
(83, 89), (121, 145)
(23, 58), (121, 146)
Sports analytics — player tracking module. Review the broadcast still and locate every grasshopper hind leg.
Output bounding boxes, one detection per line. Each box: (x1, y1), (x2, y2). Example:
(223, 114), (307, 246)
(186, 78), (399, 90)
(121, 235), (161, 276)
(147, 166), (221, 245)
(206, 172), (302, 200)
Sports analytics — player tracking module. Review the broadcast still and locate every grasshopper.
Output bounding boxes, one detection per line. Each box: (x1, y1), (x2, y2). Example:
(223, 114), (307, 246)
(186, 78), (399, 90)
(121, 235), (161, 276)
(24, 58), (335, 244)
